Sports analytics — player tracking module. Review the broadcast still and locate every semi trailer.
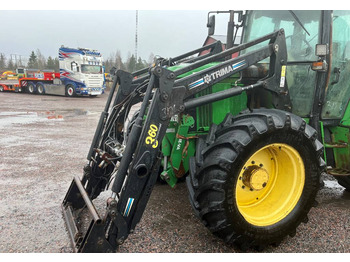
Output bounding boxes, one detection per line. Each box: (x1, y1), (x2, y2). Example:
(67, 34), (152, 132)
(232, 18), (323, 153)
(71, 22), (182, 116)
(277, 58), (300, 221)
(0, 46), (105, 97)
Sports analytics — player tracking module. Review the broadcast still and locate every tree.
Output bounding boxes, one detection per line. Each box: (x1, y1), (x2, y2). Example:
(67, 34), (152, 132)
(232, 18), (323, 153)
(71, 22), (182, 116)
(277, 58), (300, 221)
(115, 50), (125, 70)
(103, 57), (112, 74)
(27, 51), (38, 69)
(135, 57), (147, 71)
(47, 56), (55, 70)
(36, 49), (46, 69)
(54, 58), (59, 71)
(7, 58), (14, 70)
(17, 56), (24, 68)
(126, 54), (137, 73)
(0, 53), (6, 69)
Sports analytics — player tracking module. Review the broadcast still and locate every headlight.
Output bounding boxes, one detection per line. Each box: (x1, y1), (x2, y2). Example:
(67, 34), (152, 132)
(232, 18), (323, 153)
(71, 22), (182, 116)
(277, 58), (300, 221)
(316, 44), (328, 57)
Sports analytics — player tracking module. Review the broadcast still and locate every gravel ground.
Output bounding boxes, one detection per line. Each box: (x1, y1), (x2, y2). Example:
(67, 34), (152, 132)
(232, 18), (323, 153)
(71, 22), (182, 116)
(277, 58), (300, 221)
(0, 91), (349, 253)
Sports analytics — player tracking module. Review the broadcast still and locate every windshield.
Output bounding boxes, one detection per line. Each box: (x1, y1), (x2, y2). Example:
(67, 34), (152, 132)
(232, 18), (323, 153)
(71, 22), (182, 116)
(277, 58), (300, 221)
(243, 10), (322, 117)
(243, 10), (320, 61)
(81, 65), (102, 74)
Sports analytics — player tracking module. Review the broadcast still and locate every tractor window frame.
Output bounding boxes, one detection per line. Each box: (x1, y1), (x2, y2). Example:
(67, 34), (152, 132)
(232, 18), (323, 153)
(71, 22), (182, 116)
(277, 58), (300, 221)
(242, 10), (322, 117)
(321, 10), (350, 120)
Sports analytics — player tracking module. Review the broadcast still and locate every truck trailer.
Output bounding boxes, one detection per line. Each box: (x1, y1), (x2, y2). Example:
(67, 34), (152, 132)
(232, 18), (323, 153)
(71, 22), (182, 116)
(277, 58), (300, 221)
(0, 46), (105, 97)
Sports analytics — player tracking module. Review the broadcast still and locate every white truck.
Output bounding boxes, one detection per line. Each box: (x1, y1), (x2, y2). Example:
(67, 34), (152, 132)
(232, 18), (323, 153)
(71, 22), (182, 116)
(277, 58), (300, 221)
(0, 46), (106, 97)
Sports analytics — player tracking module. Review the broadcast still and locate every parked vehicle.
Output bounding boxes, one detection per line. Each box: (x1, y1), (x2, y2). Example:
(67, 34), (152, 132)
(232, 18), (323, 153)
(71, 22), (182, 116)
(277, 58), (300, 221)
(0, 47), (105, 96)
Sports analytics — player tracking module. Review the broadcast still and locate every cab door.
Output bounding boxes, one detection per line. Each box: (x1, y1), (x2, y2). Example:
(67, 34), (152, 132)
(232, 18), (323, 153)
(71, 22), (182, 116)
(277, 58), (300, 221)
(322, 11), (350, 122)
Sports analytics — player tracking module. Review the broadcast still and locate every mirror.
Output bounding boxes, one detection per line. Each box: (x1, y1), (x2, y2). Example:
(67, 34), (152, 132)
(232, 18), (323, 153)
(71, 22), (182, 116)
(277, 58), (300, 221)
(207, 15), (215, 36)
(71, 62), (78, 72)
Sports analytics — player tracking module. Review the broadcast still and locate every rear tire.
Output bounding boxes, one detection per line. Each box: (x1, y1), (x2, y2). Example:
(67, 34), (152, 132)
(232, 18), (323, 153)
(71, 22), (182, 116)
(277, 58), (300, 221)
(27, 83), (35, 94)
(37, 83), (45, 95)
(186, 109), (324, 249)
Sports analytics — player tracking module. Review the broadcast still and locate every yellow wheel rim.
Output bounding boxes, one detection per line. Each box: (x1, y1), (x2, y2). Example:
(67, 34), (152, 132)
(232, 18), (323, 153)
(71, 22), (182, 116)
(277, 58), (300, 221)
(235, 143), (305, 227)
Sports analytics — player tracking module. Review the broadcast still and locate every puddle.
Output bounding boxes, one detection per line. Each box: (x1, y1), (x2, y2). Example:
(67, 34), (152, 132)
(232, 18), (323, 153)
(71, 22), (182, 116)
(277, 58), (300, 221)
(0, 112), (48, 128)
(0, 111), (64, 129)
(0, 109), (96, 130)
(68, 109), (90, 116)
(0, 109), (98, 134)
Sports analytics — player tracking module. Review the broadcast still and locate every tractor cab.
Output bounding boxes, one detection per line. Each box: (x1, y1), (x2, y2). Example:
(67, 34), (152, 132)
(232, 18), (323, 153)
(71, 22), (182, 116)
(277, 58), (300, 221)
(242, 10), (350, 122)
(242, 10), (350, 183)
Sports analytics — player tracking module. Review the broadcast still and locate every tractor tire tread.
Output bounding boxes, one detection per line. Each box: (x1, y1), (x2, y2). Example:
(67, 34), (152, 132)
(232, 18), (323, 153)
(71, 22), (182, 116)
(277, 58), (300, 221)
(186, 108), (324, 250)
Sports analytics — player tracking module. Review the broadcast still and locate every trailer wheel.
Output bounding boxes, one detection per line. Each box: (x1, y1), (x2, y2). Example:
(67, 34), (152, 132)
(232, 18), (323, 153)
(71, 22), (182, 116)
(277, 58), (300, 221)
(187, 109), (324, 250)
(27, 83), (35, 94)
(36, 83), (45, 95)
(65, 85), (76, 97)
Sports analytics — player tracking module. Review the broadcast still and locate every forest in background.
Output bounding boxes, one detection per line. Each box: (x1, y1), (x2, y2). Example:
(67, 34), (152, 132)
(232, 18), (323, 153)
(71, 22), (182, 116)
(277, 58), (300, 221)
(0, 49), (154, 73)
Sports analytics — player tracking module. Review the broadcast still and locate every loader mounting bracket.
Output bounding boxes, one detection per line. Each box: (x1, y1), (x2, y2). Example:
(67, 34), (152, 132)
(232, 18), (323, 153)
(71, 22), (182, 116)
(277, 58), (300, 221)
(61, 175), (116, 252)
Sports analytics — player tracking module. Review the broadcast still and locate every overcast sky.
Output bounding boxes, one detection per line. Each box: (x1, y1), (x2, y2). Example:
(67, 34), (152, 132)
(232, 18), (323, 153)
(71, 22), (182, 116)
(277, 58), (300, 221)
(0, 10), (230, 63)
(1, 0), (344, 64)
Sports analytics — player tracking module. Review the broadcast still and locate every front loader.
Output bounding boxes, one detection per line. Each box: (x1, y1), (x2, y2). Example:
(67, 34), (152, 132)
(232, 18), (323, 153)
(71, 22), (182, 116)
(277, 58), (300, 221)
(62, 10), (350, 252)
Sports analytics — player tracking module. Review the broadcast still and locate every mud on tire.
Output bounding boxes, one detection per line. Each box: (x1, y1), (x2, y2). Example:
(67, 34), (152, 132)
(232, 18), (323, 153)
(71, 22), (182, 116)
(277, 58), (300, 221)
(186, 108), (325, 249)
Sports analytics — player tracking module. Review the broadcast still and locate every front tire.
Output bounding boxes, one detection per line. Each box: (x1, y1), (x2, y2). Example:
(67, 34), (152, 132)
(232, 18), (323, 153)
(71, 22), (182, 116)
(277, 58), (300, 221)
(187, 109), (324, 249)
(65, 85), (76, 97)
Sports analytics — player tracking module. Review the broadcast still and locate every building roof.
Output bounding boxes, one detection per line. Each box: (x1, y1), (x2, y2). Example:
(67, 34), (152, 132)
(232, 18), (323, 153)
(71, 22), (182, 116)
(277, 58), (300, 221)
(204, 35), (242, 45)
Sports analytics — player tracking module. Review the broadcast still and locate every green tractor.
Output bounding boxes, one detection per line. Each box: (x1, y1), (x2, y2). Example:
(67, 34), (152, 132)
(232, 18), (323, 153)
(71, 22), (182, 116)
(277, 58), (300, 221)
(62, 10), (350, 252)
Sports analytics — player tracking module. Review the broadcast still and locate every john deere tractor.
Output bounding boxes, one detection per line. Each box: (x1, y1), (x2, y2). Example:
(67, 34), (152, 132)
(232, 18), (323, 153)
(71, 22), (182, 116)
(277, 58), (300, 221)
(62, 10), (350, 252)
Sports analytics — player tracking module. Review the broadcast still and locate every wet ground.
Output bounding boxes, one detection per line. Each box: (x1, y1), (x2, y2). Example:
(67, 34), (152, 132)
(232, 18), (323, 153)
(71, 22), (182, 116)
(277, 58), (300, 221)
(0, 91), (349, 253)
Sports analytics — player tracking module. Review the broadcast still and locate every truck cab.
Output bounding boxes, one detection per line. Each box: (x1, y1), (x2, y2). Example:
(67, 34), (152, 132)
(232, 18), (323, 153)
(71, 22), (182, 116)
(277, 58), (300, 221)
(59, 46), (105, 96)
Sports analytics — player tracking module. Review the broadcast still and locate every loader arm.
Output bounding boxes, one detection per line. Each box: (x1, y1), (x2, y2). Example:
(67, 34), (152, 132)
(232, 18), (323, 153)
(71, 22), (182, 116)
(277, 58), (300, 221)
(62, 29), (290, 252)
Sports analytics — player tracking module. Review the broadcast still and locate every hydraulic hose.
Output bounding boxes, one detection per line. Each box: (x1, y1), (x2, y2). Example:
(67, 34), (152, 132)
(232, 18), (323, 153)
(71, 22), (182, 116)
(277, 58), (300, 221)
(111, 74), (156, 194)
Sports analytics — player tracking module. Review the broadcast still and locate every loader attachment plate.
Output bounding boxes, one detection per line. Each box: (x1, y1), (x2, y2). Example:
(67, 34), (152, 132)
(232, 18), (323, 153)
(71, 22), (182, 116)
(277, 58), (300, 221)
(61, 175), (115, 252)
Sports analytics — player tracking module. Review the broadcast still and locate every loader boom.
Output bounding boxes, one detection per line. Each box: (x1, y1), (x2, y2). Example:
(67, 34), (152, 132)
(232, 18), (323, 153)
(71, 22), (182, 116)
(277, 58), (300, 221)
(62, 29), (289, 252)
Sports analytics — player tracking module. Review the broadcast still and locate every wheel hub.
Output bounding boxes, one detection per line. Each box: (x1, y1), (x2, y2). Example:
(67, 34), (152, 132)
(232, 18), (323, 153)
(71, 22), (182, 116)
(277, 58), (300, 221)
(242, 165), (269, 191)
(236, 143), (305, 226)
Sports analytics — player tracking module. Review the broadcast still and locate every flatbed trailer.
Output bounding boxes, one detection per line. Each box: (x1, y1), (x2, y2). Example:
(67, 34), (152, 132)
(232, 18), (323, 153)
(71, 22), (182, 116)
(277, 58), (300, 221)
(0, 71), (61, 95)
(0, 46), (105, 96)
(0, 79), (21, 92)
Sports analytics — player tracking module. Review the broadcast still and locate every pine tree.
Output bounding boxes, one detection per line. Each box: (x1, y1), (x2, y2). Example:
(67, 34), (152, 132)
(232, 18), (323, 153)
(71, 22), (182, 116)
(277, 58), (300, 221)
(127, 54), (137, 73)
(47, 56), (55, 70)
(54, 58), (59, 71)
(27, 51), (38, 69)
(135, 57), (147, 71)
(0, 53), (6, 69)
